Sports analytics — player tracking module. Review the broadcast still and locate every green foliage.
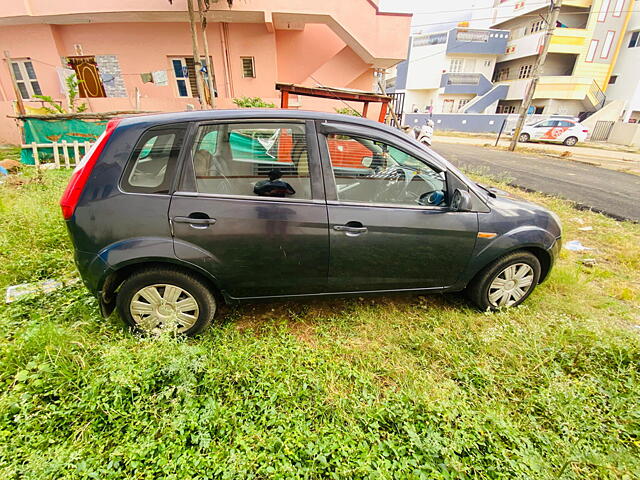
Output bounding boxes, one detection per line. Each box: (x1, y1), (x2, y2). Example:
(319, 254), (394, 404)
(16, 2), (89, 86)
(232, 96), (276, 108)
(0, 171), (639, 479)
(334, 106), (362, 117)
(32, 74), (87, 114)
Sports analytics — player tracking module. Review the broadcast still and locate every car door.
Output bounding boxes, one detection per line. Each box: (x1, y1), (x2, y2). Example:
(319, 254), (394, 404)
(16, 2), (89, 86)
(530, 120), (558, 140)
(169, 119), (329, 299)
(317, 121), (479, 292)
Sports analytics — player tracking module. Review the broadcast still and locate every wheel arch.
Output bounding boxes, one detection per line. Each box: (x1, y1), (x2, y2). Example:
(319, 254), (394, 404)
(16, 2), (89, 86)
(98, 258), (225, 317)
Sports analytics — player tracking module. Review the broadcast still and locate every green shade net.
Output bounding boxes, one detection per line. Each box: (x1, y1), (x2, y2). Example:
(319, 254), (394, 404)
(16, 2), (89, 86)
(20, 119), (107, 165)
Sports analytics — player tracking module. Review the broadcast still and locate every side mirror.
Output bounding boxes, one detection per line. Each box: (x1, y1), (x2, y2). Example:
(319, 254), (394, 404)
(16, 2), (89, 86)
(451, 189), (473, 212)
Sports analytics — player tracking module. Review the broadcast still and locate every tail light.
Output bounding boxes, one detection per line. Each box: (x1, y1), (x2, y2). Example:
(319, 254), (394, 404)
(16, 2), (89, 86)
(582, 129), (589, 133)
(60, 118), (122, 220)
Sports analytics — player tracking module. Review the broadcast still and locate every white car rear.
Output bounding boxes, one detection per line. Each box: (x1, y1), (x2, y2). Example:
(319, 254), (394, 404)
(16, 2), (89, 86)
(516, 119), (589, 146)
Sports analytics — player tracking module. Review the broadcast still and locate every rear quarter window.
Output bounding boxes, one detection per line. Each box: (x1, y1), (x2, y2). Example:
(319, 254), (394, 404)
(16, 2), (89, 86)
(121, 124), (187, 194)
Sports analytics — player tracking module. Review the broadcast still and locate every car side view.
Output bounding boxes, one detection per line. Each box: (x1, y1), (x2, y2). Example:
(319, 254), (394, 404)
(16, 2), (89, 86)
(514, 117), (589, 146)
(61, 110), (562, 335)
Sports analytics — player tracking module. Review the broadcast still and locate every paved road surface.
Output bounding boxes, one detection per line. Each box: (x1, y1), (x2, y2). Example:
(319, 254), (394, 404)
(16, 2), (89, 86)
(432, 142), (640, 222)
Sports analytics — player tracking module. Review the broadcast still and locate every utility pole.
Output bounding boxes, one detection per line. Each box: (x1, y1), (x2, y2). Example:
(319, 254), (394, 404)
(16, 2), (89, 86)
(186, 0), (207, 108)
(198, 0), (216, 108)
(509, 0), (562, 151)
(3, 51), (26, 115)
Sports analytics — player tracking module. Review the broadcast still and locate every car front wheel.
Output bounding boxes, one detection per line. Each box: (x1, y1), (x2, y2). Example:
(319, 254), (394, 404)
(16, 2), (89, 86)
(518, 133), (530, 143)
(467, 251), (541, 310)
(563, 136), (578, 146)
(116, 267), (216, 336)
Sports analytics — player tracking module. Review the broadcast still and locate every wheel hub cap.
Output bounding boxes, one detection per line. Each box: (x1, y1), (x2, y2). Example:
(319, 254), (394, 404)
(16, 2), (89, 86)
(130, 284), (199, 334)
(488, 263), (534, 307)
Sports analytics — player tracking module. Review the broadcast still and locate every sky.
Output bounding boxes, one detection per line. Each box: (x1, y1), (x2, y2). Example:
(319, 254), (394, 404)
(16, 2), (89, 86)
(378, 0), (494, 32)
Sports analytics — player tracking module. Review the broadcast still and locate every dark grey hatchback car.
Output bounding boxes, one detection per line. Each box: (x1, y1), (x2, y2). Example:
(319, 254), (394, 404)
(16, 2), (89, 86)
(61, 110), (561, 335)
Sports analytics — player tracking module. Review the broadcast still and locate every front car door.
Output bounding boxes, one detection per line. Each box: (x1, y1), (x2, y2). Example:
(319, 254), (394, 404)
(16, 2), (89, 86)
(531, 120), (558, 140)
(170, 119), (329, 299)
(317, 121), (479, 293)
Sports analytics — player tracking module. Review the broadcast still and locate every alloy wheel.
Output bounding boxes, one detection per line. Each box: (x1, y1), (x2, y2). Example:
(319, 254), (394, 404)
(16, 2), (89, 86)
(129, 283), (199, 333)
(488, 263), (534, 307)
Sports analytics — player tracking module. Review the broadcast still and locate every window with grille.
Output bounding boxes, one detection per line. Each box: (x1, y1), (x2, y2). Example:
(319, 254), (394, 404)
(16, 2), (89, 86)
(241, 57), (255, 78)
(170, 56), (215, 98)
(518, 64), (533, 79)
(629, 31), (640, 48)
(449, 58), (464, 73)
(493, 68), (510, 82)
(11, 60), (42, 100)
(529, 20), (545, 34)
(458, 99), (470, 110)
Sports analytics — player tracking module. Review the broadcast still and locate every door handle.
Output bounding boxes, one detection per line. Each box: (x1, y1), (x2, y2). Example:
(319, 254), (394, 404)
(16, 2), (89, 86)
(173, 216), (217, 229)
(333, 222), (368, 236)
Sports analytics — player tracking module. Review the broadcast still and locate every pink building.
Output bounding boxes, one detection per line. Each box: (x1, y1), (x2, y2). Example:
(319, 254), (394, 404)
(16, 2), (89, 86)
(0, 0), (411, 144)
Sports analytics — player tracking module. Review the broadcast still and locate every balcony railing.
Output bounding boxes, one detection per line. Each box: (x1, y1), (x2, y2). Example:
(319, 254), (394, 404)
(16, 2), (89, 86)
(446, 73), (481, 85)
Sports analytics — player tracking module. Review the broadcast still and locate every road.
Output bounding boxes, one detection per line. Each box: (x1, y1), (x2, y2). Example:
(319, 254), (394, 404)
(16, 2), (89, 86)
(432, 142), (640, 222)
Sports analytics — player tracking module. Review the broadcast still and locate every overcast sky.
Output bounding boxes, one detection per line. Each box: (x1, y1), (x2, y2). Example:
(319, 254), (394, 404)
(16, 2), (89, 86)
(378, 0), (494, 32)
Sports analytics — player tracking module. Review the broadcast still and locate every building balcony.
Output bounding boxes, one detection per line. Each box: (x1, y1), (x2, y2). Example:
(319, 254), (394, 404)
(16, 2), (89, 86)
(499, 75), (593, 101)
(549, 28), (588, 55)
(445, 28), (509, 55)
(440, 73), (493, 95)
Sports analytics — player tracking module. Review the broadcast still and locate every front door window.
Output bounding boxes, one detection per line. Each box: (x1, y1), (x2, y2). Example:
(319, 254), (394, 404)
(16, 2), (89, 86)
(326, 134), (447, 208)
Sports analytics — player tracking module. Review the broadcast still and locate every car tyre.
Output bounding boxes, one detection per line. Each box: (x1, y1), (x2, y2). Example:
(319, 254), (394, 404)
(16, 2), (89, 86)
(518, 133), (530, 143)
(563, 136), (578, 146)
(116, 267), (216, 336)
(467, 251), (541, 311)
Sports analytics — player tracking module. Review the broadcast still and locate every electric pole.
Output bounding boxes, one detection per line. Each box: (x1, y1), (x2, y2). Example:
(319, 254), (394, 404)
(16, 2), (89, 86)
(198, 0), (216, 108)
(509, 0), (562, 151)
(187, 0), (207, 109)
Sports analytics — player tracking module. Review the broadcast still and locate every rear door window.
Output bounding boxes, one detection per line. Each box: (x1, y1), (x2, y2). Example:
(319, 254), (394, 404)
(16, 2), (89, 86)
(186, 122), (312, 200)
(122, 124), (187, 194)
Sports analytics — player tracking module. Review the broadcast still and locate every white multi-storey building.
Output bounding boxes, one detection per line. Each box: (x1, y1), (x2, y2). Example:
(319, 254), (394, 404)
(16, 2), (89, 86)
(387, 26), (510, 114)
(605, 10), (640, 122)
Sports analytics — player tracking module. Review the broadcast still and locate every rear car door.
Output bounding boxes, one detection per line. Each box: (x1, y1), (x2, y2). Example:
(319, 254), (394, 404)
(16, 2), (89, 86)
(317, 121), (478, 292)
(169, 119), (329, 299)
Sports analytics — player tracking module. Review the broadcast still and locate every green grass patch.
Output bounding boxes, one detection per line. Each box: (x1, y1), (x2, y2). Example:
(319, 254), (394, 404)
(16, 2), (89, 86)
(0, 170), (638, 479)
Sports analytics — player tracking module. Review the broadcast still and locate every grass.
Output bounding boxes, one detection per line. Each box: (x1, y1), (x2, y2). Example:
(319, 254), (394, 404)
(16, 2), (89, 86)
(0, 168), (639, 479)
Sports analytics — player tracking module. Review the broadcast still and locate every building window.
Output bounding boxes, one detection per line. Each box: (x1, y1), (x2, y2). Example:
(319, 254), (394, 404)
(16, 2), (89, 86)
(528, 20), (545, 34)
(630, 31), (640, 48)
(601, 31), (615, 59)
(497, 104), (516, 114)
(412, 32), (448, 47)
(11, 60), (42, 100)
(518, 64), (533, 79)
(241, 57), (255, 78)
(613, 0), (625, 16)
(449, 58), (464, 73)
(458, 98), (470, 111)
(598, 0), (611, 21)
(608, 75), (618, 84)
(66, 56), (106, 98)
(586, 39), (599, 62)
(484, 59), (492, 67)
(493, 68), (510, 82)
(171, 56), (216, 98)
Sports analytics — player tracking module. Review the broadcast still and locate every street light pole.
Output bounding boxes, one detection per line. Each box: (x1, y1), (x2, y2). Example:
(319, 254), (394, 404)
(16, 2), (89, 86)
(509, 0), (563, 151)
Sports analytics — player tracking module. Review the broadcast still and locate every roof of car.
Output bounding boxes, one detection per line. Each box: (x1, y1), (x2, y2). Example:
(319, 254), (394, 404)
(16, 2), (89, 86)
(117, 108), (387, 129)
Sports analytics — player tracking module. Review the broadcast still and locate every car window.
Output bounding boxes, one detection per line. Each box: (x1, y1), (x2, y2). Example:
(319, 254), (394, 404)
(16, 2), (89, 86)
(556, 121), (575, 127)
(536, 120), (557, 128)
(189, 122), (311, 200)
(122, 125), (187, 194)
(325, 133), (446, 207)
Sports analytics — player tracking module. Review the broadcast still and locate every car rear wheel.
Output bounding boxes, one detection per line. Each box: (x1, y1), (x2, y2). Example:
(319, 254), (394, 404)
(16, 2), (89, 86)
(518, 133), (530, 143)
(563, 136), (578, 146)
(116, 267), (216, 336)
(467, 251), (541, 310)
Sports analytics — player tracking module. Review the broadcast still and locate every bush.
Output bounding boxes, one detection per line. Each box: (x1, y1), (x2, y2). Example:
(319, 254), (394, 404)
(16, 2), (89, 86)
(232, 97), (276, 108)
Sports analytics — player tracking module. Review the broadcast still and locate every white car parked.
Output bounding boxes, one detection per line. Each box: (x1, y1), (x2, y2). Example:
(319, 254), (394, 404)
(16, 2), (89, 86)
(515, 118), (589, 146)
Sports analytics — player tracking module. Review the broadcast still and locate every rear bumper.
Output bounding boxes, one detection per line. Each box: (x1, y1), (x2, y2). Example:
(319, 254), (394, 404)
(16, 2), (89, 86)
(73, 250), (110, 296)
